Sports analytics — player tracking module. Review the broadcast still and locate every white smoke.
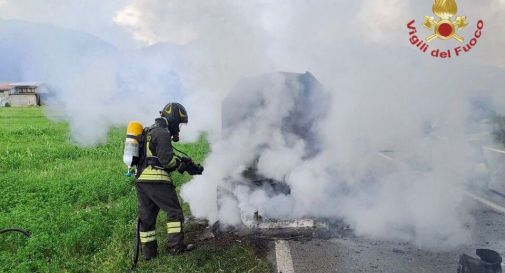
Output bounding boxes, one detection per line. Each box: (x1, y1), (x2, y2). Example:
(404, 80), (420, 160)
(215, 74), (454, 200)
(142, 0), (505, 249)
(2, 0), (505, 249)
(181, 66), (487, 249)
(46, 53), (192, 145)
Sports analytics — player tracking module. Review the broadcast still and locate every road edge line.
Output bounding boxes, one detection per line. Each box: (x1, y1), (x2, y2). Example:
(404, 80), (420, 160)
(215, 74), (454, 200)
(275, 240), (295, 273)
(464, 191), (505, 214)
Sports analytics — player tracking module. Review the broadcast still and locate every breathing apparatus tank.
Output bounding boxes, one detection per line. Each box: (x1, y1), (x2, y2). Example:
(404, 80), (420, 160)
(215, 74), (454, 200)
(123, 121), (143, 176)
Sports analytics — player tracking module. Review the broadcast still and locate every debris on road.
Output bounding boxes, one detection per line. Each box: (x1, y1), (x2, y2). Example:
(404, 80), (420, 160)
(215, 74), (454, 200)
(458, 249), (502, 273)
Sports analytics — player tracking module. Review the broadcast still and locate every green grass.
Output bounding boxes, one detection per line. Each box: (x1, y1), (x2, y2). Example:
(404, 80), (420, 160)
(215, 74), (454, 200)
(0, 107), (270, 273)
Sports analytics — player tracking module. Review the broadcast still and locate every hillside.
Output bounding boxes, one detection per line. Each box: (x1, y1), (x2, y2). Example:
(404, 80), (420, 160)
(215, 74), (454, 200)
(0, 20), (117, 82)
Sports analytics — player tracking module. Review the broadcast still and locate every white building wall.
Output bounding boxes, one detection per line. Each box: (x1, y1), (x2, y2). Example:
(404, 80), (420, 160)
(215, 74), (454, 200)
(9, 94), (38, 106)
(0, 91), (12, 106)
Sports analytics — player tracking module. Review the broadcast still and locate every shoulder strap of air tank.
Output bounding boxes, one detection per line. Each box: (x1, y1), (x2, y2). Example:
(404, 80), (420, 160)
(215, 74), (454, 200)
(135, 128), (149, 178)
(144, 127), (155, 158)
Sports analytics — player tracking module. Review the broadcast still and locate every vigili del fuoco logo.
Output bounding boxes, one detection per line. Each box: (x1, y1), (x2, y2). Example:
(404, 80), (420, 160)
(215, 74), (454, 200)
(407, 0), (484, 58)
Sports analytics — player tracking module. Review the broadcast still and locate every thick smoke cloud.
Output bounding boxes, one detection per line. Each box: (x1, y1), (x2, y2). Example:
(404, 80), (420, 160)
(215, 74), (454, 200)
(115, 0), (505, 249)
(2, 0), (505, 249)
(0, 19), (197, 145)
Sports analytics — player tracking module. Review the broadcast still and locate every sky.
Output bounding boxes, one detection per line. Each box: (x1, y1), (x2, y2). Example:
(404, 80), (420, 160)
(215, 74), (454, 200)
(0, 0), (133, 48)
(0, 0), (501, 64)
(0, 0), (503, 68)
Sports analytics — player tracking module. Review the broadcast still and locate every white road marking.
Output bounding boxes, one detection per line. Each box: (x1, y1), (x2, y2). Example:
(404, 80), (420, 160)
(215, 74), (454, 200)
(377, 152), (394, 161)
(483, 146), (505, 155)
(275, 240), (295, 273)
(464, 191), (505, 214)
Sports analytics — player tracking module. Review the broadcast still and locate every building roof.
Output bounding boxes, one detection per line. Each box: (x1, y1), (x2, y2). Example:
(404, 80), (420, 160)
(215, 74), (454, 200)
(10, 82), (41, 88)
(10, 93), (38, 96)
(0, 84), (14, 91)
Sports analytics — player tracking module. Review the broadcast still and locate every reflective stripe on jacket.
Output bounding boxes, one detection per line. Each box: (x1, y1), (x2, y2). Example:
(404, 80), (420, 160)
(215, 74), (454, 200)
(138, 166), (171, 181)
(137, 124), (179, 183)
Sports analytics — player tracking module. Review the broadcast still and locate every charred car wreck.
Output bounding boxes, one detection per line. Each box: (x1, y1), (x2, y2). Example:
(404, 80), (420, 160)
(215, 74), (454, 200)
(218, 71), (329, 229)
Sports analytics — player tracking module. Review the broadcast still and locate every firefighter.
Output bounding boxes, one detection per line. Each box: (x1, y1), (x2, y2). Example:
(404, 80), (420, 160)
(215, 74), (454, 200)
(135, 102), (195, 259)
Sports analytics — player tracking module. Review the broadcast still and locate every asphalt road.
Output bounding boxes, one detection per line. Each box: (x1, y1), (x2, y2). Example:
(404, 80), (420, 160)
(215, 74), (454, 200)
(267, 191), (505, 273)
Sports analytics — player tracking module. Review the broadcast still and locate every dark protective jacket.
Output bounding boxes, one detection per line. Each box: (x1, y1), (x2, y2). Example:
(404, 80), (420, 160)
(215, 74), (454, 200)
(136, 119), (179, 182)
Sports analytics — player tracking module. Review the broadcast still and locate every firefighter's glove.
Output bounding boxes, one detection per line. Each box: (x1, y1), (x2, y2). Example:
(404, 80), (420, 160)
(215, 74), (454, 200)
(177, 157), (189, 174)
(177, 157), (204, 175)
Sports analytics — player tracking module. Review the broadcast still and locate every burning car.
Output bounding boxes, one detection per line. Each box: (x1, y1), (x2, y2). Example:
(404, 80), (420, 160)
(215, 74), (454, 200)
(218, 71), (330, 228)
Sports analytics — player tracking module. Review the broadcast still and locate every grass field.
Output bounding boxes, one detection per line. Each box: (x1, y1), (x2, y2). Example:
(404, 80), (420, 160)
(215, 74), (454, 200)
(0, 107), (270, 273)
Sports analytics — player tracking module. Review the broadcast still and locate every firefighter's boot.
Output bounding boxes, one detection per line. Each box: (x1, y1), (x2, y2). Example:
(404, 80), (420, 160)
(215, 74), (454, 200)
(140, 230), (158, 260)
(166, 220), (193, 254)
(142, 241), (158, 260)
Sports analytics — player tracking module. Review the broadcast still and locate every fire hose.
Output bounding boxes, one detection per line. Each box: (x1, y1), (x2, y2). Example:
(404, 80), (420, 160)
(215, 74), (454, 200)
(0, 228), (31, 237)
(130, 218), (141, 271)
(172, 145), (204, 175)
